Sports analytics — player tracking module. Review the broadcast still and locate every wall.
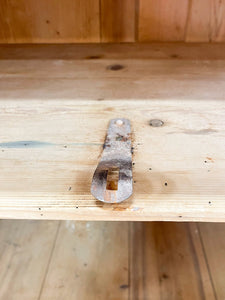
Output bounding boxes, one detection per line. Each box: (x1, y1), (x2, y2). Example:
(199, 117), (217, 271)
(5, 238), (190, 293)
(0, 0), (225, 43)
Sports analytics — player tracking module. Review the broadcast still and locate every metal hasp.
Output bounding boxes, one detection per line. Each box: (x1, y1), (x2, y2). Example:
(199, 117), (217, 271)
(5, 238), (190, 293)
(91, 118), (133, 203)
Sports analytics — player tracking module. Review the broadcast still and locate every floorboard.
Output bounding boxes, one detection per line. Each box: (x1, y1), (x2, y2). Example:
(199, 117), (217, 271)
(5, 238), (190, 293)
(0, 220), (59, 300)
(39, 221), (129, 300)
(129, 222), (215, 300)
(199, 223), (225, 300)
(0, 220), (224, 299)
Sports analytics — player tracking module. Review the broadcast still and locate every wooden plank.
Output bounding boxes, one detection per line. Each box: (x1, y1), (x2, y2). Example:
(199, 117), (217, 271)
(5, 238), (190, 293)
(139, 0), (189, 41)
(2, 43), (225, 59)
(0, 220), (59, 300)
(139, 0), (225, 42)
(185, 0), (225, 42)
(0, 0), (100, 43)
(0, 44), (225, 221)
(100, 0), (135, 42)
(1, 43), (225, 100)
(199, 223), (225, 299)
(210, 0), (225, 42)
(39, 221), (129, 300)
(185, 0), (211, 42)
(129, 222), (216, 300)
(188, 223), (216, 299)
(0, 99), (224, 221)
(0, 0), (224, 43)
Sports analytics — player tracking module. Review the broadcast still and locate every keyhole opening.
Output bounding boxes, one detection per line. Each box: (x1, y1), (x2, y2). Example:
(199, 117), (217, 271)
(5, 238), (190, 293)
(106, 167), (119, 191)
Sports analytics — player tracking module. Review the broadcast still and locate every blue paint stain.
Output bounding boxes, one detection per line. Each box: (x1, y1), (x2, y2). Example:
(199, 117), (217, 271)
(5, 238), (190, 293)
(0, 141), (55, 148)
(0, 141), (102, 148)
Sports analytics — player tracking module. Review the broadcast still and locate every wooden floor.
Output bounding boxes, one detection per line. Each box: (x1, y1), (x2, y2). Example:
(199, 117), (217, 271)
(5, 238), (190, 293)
(0, 220), (224, 300)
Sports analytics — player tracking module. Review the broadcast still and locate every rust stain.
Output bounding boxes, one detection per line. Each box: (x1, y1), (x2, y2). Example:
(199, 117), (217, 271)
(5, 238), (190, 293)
(113, 206), (128, 211)
(206, 157), (214, 162)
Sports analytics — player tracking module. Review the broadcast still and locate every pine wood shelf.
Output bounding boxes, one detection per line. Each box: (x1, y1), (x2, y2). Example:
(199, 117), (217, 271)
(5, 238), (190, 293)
(0, 43), (225, 221)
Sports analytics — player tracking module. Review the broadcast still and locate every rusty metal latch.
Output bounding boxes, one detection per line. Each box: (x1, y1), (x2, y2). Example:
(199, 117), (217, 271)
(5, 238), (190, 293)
(91, 118), (133, 203)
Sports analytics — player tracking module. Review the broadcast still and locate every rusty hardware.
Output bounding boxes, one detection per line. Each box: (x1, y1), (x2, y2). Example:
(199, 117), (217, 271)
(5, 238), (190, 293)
(91, 118), (133, 203)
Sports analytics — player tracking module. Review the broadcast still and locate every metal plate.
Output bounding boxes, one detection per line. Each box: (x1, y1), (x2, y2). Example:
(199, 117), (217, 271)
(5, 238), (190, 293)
(91, 118), (133, 203)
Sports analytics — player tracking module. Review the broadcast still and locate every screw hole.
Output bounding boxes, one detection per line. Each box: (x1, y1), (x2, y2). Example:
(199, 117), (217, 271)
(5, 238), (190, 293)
(149, 119), (164, 127)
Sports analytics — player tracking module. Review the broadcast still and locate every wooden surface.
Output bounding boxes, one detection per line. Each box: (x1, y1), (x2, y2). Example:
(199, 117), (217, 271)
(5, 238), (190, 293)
(0, 43), (225, 221)
(129, 222), (216, 300)
(0, 220), (225, 299)
(100, 0), (135, 42)
(139, 0), (225, 42)
(0, 0), (100, 43)
(0, 220), (59, 300)
(0, 0), (225, 43)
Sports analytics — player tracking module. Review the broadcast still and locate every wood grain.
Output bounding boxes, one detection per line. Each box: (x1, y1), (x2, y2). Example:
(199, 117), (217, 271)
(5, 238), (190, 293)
(0, 0), (225, 43)
(0, 99), (224, 221)
(0, 220), (59, 300)
(100, 0), (135, 42)
(0, 44), (225, 221)
(185, 0), (211, 42)
(129, 222), (216, 300)
(185, 0), (225, 42)
(199, 223), (225, 299)
(188, 223), (216, 299)
(210, 0), (225, 42)
(0, 0), (100, 43)
(1, 221), (225, 299)
(2, 43), (225, 60)
(139, 0), (225, 42)
(39, 221), (129, 300)
(1, 43), (225, 101)
(139, 0), (189, 41)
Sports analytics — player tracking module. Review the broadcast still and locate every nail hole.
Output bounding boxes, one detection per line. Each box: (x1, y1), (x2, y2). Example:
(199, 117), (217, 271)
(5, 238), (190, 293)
(107, 64), (124, 71)
(171, 54), (179, 59)
(86, 55), (102, 60)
